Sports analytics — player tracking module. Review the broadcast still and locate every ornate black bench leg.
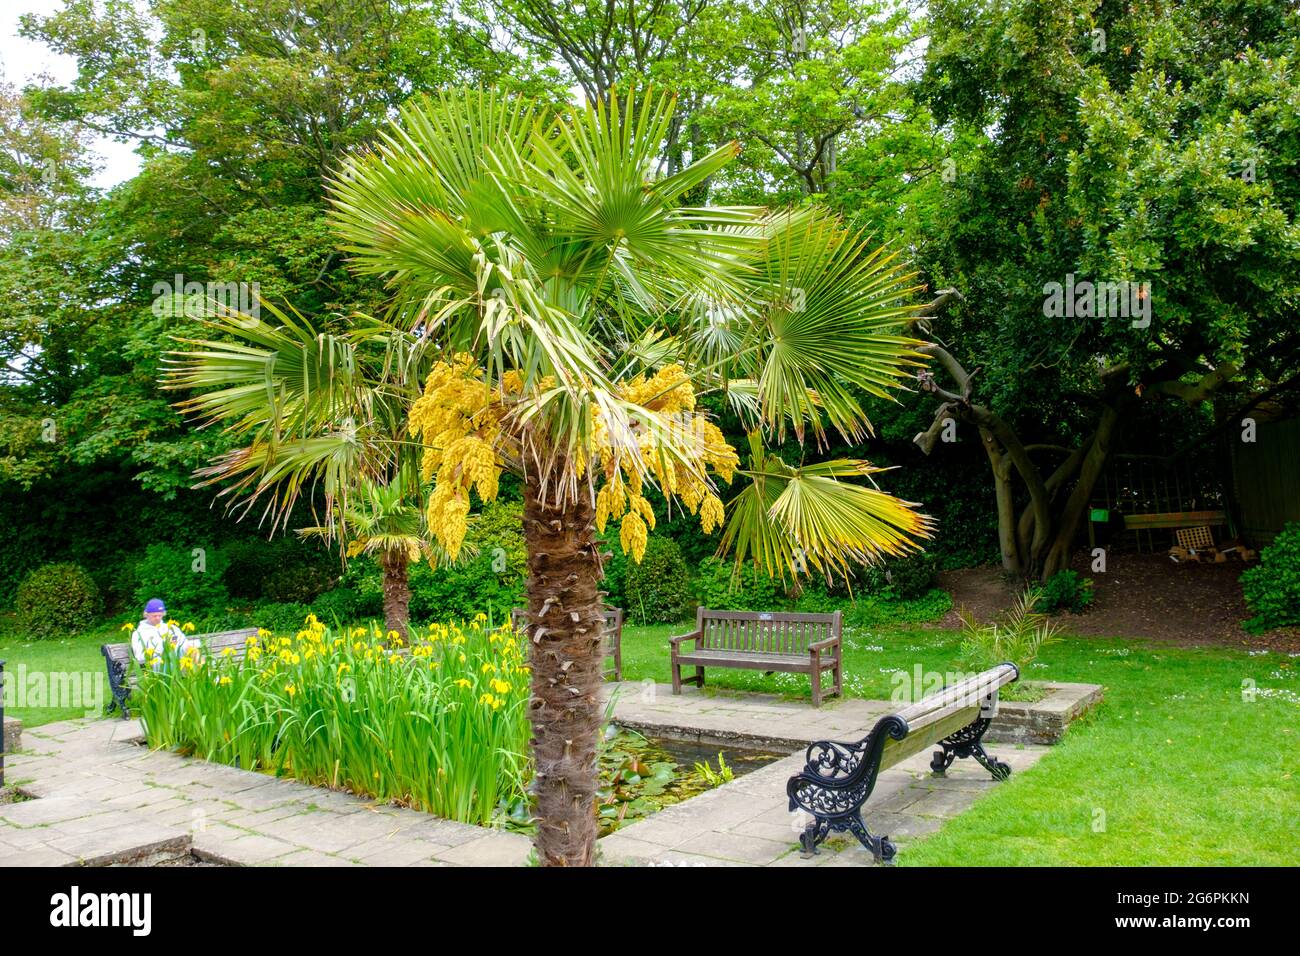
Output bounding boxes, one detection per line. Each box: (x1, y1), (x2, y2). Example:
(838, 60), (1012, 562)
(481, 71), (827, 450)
(847, 812), (896, 864)
(105, 660), (132, 720)
(931, 717), (1010, 781)
(799, 817), (831, 857)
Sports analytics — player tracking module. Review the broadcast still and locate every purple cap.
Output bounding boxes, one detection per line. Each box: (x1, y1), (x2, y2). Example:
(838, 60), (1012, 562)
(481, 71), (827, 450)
(144, 598), (166, 614)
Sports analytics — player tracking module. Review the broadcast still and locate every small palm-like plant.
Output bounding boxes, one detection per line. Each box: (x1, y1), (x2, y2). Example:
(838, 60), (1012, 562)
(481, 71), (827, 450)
(298, 473), (472, 636)
(955, 589), (1062, 676)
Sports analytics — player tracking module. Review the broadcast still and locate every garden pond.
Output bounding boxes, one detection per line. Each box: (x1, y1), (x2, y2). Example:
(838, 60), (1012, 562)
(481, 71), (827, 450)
(496, 729), (786, 837)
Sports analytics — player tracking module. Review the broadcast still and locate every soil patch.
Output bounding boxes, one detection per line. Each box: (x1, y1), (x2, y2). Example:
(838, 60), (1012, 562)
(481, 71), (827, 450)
(934, 552), (1300, 653)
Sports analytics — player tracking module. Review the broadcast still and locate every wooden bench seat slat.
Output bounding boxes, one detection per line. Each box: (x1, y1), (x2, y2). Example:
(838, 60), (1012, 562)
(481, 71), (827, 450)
(893, 663), (1018, 725)
(879, 704), (981, 772)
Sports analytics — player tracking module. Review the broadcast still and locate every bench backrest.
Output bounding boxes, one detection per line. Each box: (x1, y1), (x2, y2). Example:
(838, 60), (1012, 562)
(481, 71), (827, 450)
(879, 663), (1018, 772)
(205, 628), (261, 662)
(695, 608), (841, 656)
(102, 627), (260, 667)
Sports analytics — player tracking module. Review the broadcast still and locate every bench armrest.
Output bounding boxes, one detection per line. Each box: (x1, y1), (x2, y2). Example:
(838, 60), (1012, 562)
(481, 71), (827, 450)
(669, 630), (701, 650)
(808, 636), (840, 654)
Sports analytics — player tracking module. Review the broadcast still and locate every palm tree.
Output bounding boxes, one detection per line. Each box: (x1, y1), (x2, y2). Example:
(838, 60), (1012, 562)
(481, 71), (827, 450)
(163, 303), (437, 635)
(325, 88), (934, 866)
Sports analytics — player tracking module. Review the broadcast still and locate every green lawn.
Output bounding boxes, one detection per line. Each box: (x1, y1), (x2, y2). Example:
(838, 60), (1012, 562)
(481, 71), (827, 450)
(0, 624), (123, 726)
(4, 617), (1297, 865)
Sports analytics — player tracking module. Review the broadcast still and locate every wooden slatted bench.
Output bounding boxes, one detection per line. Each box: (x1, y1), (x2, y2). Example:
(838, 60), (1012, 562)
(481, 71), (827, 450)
(510, 606), (624, 681)
(1122, 509), (1227, 531)
(787, 662), (1019, 862)
(101, 627), (259, 719)
(671, 609), (842, 707)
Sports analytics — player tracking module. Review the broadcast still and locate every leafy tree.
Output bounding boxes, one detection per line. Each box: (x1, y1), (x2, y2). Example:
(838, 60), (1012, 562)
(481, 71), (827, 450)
(907, 0), (1300, 579)
(699, 0), (930, 201)
(11, 0), (558, 496)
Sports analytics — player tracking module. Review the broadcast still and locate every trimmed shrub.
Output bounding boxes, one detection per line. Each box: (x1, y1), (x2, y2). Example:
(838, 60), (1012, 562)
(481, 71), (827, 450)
(1242, 523), (1300, 633)
(861, 551), (937, 600)
(133, 542), (231, 617)
(693, 556), (783, 612)
(16, 562), (102, 638)
(623, 537), (692, 624)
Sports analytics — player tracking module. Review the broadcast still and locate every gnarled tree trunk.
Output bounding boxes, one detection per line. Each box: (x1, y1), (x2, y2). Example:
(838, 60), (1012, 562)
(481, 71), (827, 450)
(911, 288), (1237, 583)
(522, 471), (605, 866)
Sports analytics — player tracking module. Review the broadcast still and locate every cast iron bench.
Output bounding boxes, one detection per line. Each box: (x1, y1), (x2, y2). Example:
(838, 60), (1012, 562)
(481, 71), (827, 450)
(101, 627), (259, 719)
(787, 661), (1019, 862)
(670, 608), (842, 707)
(510, 606), (623, 681)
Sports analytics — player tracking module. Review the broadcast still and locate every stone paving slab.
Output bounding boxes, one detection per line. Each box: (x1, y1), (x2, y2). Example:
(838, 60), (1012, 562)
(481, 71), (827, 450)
(1, 717), (532, 867)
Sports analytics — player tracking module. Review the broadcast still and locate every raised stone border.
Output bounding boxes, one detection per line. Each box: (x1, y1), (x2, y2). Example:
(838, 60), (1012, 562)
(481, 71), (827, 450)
(609, 680), (1102, 751)
(985, 681), (1104, 746)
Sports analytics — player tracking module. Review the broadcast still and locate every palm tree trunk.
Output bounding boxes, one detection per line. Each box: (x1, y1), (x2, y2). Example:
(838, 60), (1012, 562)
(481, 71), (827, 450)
(522, 472), (604, 866)
(380, 550), (411, 638)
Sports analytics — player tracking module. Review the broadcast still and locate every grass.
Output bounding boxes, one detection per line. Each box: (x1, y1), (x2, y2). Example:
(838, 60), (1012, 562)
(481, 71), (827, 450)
(0, 623), (120, 726)
(4, 612), (1297, 865)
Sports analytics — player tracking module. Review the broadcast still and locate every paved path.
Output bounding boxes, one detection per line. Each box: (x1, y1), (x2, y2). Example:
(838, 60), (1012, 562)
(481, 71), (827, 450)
(2, 682), (1047, 866)
(1, 718), (531, 866)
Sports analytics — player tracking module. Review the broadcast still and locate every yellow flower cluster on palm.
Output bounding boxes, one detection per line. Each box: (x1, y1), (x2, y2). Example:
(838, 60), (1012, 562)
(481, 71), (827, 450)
(408, 353), (505, 560)
(591, 365), (737, 561)
(410, 357), (739, 563)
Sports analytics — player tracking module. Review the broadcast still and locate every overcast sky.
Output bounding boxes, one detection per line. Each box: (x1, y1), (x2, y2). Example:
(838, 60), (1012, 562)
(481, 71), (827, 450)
(1, 0), (144, 190)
